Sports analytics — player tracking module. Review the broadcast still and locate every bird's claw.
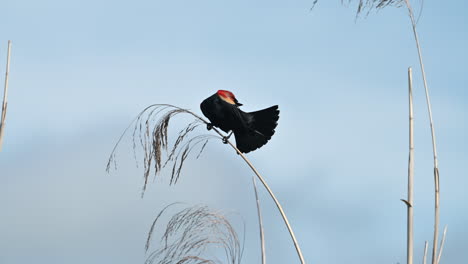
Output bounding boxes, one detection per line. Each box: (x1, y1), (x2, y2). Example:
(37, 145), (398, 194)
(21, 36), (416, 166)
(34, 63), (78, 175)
(222, 132), (233, 144)
(206, 123), (213, 130)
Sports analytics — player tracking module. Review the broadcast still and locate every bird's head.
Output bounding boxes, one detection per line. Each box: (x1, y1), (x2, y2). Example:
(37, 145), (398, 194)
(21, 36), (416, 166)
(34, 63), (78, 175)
(217, 90), (242, 106)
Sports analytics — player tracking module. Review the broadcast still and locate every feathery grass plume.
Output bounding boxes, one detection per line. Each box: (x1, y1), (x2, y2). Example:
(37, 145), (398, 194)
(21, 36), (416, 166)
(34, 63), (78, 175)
(145, 204), (244, 264)
(311, 0), (404, 15)
(106, 104), (219, 195)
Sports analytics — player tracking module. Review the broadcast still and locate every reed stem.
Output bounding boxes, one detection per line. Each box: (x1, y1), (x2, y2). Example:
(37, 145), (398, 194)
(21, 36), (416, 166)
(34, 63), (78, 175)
(252, 176), (266, 264)
(0, 40), (12, 151)
(225, 139), (306, 264)
(423, 241), (428, 264)
(437, 226), (448, 264)
(406, 66), (415, 264)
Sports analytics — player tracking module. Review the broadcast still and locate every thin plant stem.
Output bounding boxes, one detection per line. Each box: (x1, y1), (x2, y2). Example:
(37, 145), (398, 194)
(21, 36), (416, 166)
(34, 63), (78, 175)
(0, 40), (12, 151)
(407, 66), (415, 264)
(404, 2), (440, 263)
(423, 241), (429, 264)
(224, 139), (306, 264)
(181, 108), (305, 263)
(252, 176), (266, 264)
(437, 226), (448, 264)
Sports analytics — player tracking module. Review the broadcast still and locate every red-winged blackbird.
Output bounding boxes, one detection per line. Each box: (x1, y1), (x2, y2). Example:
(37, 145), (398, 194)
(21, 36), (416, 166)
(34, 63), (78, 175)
(200, 90), (279, 153)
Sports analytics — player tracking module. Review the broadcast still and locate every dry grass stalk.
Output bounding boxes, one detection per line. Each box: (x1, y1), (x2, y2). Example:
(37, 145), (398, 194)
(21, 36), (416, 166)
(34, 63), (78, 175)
(399, 67), (415, 264)
(145, 205), (243, 264)
(193, 117), (305, 263)
(423, 241), (428, 264)
(252, 177), (266, 264)
(314, 2), (443, 264)
(437, 226), (447, 264)
(0, 40), (12, 151)
(406, 66), (415, 264)
(223, 139), (306, 264)
(403, 1), (441, 263)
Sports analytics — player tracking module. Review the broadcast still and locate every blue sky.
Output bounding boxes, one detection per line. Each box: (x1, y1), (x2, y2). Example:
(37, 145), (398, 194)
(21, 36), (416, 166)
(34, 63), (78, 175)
(1, 0), (467, 263)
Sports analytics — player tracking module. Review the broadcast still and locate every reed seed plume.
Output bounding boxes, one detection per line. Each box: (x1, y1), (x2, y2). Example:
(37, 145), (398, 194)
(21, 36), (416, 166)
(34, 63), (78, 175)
(145, 205), (243, 264)
(106, 104), (220, 195)
(312, 0), (404, 14)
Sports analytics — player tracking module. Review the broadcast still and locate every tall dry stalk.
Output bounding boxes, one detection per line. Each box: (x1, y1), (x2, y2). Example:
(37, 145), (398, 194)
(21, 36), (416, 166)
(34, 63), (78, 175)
(403, 66), (415, 264)
(437, 225), (447, 264)
(423, 241), (428, 264)
(0, 40), (12, 151)
(222, 138), (306, 264)
(107, 104), (305, 264)
(252, 177), (266, 264)
(403, 1), (441, 263)
(312, 1), (445, 263)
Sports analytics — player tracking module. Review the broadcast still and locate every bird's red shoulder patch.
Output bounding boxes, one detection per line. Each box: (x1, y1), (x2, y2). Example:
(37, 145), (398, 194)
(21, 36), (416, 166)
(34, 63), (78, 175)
(217, 90), (239, 105)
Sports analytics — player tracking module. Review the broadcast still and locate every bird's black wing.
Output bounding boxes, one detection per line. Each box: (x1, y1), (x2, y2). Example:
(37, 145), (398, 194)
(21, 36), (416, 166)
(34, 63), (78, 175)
(222, 101), (251, 132)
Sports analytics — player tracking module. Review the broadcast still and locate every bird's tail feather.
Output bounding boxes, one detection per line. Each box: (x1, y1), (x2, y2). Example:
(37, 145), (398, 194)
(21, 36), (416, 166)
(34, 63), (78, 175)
(235, 105), (279, 153)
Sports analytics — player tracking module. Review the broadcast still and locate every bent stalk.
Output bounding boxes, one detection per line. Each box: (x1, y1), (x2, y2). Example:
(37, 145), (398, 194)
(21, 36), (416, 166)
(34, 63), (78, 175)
(202, 119), (305, 263)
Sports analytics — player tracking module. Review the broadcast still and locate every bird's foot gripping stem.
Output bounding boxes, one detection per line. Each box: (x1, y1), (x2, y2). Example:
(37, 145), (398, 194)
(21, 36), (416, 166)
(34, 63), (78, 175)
(222, 132), (233, 144)
(206, 123), (213, 130)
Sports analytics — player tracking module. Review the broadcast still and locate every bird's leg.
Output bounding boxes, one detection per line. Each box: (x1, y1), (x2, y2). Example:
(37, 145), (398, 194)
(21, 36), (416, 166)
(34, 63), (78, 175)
(222, 132), (233, 144)
(206, 123), (213, 130)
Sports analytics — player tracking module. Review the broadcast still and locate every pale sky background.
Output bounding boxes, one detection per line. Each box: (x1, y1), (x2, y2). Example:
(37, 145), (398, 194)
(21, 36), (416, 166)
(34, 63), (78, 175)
(1, 0), (467, 263)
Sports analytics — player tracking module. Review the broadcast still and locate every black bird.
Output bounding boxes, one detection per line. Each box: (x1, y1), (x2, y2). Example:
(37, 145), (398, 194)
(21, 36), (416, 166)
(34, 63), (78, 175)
(200, 90), (279, 153)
